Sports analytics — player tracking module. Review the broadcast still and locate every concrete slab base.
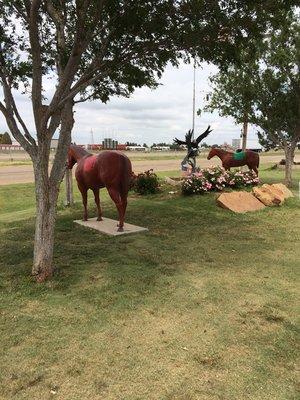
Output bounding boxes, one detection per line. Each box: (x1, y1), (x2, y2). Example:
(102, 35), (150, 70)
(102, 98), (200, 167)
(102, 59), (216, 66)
(74, 217), (148, 236)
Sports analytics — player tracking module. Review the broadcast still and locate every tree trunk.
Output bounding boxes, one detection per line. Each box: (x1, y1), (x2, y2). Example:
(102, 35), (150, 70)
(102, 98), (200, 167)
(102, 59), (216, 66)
(32, 156), (59, 282)
(32, 102), (74, 282)
(33, 188), (58, 282)
(284, 143), (296, 188)
(241, 117), (248, 152)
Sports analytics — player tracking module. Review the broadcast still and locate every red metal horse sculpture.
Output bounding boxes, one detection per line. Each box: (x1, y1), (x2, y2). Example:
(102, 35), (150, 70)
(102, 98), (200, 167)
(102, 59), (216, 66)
(207, 148), (259, 175)
(67, 144), (132, 231)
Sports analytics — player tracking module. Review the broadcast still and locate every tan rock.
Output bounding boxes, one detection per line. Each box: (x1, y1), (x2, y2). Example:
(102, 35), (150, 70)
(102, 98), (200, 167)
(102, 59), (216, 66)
(262, 184), (285, 204)
(272, 183), (294, 199)
(165, 176), (184, 186)
(217, 191), (266, 213)
(252, 187), (283, 206)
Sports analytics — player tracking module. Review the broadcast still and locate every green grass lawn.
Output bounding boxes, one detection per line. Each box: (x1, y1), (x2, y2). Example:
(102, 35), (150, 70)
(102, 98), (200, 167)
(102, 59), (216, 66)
(0, 165), (299, 400)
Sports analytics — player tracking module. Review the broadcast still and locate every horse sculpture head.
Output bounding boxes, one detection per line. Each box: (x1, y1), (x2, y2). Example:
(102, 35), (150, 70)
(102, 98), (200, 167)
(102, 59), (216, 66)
(66, 146), (77, 169)
(207, 147), (218, 160)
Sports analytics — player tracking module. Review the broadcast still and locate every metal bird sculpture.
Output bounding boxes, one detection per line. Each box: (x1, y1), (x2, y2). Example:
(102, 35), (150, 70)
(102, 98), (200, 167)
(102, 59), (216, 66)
(174, 125), (212, 173)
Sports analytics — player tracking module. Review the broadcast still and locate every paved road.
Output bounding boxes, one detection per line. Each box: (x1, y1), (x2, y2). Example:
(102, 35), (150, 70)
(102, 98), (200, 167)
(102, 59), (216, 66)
(0, 154), (289, 185)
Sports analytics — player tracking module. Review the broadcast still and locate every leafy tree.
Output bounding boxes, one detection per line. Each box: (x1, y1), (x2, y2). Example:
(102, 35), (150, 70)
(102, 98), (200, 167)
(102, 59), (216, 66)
(200, 142), (209, 149)
(253, 13), (300, 186)
(169, 142), (182, 150)
(203, 8), (299, 186)
(0, 1), (294, 281)
(0, 131), (12, 144)
(151, 142), (170, 147)
(203, 62), (259, 151)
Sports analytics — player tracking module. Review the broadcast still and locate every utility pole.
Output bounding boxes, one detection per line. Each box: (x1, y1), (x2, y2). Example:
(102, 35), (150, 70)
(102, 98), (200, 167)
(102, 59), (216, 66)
(90, 128), (94, 146)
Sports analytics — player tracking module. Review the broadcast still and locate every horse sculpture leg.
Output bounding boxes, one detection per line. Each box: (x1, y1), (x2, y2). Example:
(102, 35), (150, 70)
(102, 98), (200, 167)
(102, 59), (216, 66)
(79, 186), (88, 221)
(107, 187), (125, 232)
(93, 189), (102, 221)
(121, 195), (128, 219)
(120, 191), (128, 227)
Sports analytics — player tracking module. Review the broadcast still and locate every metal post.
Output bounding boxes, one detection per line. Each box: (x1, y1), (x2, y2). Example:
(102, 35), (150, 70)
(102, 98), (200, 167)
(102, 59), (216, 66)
(192, 59), (196, 140)
(65, 168), (74, 206)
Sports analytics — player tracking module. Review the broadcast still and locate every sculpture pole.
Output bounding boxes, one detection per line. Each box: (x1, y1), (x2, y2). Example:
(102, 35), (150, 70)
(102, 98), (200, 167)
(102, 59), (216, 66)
(65, 168), (74, 206)
(192, 60), (196, 138)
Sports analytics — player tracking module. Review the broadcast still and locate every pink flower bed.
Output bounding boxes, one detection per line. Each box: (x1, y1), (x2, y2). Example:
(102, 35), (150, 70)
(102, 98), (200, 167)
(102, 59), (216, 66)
(181, 166), (259, 195)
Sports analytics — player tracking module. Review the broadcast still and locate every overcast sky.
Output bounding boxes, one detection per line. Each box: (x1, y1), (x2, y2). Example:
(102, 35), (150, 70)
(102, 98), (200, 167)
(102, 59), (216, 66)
(0, 61), (260, 146)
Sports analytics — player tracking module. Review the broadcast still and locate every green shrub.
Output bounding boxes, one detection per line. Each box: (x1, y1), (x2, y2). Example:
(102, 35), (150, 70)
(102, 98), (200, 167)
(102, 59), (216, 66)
(133, 169), (160, 195)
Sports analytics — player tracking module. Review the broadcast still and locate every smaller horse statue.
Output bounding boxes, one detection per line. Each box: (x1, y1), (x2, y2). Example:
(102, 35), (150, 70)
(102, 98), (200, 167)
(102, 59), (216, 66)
(67, 144), (133, 231)
(207, 148), (259, 175)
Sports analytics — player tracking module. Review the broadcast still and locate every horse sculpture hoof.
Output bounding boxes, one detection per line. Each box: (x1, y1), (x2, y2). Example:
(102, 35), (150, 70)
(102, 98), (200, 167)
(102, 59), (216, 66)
(117, 227), (124, 232)
(97, 217), (103, 221)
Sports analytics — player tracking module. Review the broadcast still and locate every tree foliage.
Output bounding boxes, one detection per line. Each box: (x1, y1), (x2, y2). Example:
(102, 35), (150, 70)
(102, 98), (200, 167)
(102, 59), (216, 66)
(204, 62), (259, 124)
(203, 7), (299, 185)
(0, 131), (12, 144)
(252, 13), (300, 151)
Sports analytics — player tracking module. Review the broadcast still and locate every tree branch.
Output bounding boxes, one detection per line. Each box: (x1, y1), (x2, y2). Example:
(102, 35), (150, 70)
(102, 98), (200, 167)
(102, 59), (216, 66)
(44, 0), (66, 77)
(28, 0), (43, 135)
(0, 53), (37, 148)
(50, 101), (74, 185)
(12, 3), (29, 22)
(0, 101), (36, 158)
(45, 0), (106, 118)
(46, 0), (92, 117)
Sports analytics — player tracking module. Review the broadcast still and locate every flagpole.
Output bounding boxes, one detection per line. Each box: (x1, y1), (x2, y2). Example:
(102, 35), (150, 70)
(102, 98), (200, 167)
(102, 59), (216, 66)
(192, 58), (196, 140)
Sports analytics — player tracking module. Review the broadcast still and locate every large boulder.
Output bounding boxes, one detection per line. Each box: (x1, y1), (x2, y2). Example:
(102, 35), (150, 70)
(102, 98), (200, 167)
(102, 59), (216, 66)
(252, 186), (283, 206)
(217, 191), (266, 213)
(262, 184), (285, 203)
(272, 183), (294, 199)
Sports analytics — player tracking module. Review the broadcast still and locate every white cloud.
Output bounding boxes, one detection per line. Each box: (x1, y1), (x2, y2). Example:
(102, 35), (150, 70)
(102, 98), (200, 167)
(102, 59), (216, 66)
(0, 62), (260, 146)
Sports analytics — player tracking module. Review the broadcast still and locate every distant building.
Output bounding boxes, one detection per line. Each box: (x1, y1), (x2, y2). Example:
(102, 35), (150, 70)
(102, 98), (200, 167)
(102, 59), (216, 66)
(0, 144), (23, 151)
(152, 146), (170, 151)
(86, 142), (127, 151)
(117, 144), (127, 151)
(88, 144), (103, 150)
(102, 138), (118, 150)
(126, 146), (146, 152)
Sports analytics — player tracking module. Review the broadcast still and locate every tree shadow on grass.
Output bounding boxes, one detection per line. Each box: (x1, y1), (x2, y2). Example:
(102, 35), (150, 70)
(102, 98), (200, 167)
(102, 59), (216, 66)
(0, 192), (298, 311)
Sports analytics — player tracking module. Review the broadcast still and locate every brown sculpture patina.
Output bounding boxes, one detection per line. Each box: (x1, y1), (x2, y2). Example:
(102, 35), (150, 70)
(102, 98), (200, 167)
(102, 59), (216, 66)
(207, 147), (259, 175)
(67, 144), (132, 231)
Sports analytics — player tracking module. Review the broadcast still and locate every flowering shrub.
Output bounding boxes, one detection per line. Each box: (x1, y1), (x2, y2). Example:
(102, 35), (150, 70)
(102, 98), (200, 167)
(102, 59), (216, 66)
(133, 169), (160, 195)
(181, 166), (259, 195)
